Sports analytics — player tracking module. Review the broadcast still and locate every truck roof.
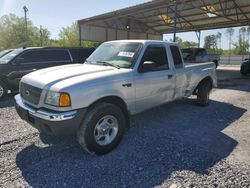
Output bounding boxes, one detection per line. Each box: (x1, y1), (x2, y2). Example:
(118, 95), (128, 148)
(105, 40), (178, 46)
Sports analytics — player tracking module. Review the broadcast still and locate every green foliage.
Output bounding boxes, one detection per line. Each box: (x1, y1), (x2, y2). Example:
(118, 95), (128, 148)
(168, 37), (198, 48)
(0, 14), (51, 50)
(58, 22), (79, 47)
(57, 22), (100, 48)
(203, 34), (217, 50)
(223, 26), (250, 55)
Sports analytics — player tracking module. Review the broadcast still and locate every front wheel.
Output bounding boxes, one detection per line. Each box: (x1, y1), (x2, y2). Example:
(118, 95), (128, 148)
(77, 103), (125, 155)
(0, 81), (7, 100)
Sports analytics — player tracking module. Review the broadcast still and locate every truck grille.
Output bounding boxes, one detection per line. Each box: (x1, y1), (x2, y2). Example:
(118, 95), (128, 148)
(20, 82), (42, 105)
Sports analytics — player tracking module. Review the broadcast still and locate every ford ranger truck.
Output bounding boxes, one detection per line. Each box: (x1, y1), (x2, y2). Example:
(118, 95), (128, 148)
(15, 40), (217, 155)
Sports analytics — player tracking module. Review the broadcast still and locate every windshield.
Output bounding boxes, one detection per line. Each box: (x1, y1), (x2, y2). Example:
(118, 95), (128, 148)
(87, 42), (142, 68)
(0, 50), (11, 58)
(0, 49), (23, 64)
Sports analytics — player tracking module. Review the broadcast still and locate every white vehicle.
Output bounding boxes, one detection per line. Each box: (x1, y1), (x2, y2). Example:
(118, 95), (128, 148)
(15, 40), (217, 155)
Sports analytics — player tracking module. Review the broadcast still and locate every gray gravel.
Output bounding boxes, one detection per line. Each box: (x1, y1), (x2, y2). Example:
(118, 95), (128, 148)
(0, 76), (250, 187)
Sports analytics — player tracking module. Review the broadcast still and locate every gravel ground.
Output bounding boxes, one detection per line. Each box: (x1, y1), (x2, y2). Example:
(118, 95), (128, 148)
(0, 71), (250, 187)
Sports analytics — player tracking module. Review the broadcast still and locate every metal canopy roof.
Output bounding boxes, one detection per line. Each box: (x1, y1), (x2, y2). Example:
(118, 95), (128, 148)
(78, 0), (250, 42)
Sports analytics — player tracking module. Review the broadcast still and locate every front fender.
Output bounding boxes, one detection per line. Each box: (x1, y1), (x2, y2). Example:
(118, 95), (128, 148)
(69, 82), (134, 111)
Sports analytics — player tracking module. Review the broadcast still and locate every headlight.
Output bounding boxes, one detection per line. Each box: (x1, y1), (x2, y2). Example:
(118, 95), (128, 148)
(45, 91), (71, 107)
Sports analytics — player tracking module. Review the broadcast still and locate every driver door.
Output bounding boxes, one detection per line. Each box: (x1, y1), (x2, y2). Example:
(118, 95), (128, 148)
(135, 45), (175, 113)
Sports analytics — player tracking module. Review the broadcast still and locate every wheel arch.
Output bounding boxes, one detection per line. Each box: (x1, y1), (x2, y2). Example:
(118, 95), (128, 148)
(193, 76), (213, 95)
(88, 95), (130, 128)
(0, 74), (8, 84)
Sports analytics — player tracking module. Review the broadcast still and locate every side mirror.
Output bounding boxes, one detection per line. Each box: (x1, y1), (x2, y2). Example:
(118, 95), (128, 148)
(139, 61), (156, 73)
(15, 58), (24, 65)
(244, 58), (249, 61)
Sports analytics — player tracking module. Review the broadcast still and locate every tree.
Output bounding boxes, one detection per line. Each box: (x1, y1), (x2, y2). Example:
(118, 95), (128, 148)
(168, 36), (198, 48)
(203, 34), (217, 53)
(58, 22), (79, 47)
(232, 26), (249, 55)
(57, 22), (100, 47)
(225, 28), (234, 55)
(216, 32), (222, 49)
(0, 14), (51, 50)
(247, 26), (250, 54)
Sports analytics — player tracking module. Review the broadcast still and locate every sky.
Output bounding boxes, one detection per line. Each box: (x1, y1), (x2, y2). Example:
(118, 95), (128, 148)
(0, 0), (245, 49)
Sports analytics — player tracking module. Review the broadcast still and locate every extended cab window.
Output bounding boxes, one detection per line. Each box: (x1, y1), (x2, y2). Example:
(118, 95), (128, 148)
(170, 46), (183, 68)
(141, 45), (169, 71)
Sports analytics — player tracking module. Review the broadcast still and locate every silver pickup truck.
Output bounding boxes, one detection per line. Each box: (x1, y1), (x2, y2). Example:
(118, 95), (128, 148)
(15, 40), (217, 155)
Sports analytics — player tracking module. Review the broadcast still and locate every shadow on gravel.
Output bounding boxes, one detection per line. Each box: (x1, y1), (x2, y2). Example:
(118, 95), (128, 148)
(217, 77), (250, 92)
(216, 68), (250, 92)
(16, 99), (246, 187)
(0, 94), (15, 108)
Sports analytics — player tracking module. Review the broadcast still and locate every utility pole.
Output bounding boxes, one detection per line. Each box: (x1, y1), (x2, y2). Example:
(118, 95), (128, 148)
(40, 25), (43, 46)
(173, 1), (178, 42)
(23, 6), (29, 44)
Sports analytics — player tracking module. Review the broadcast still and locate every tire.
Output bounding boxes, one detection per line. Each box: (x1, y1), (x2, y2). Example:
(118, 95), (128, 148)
(240, 65), (248, 76)
(196, 81), (211, 106)
(213, 60), (218, 68)
(77, 103), (126, 155)
(0, 81), (7, 100)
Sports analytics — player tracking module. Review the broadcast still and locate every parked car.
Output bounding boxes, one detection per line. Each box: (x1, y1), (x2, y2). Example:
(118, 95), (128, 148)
(0, 47), (95, 99)
(240, 58), (250, 75)
(15, 40), (217, 155)
(182, 48), (220, 67)
(0, 49), (13, 58)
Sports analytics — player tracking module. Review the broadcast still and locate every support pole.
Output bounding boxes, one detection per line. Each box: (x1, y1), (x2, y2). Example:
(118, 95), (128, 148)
(78, 24), (82, 47)
(195, 30), (201, 48)
(173, 1), (178, 42)
(23, 6), (28, 44)
(40, 25), (43, 46)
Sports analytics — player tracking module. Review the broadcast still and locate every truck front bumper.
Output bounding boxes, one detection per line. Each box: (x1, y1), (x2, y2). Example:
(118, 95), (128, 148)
(15, 94), (86, 135)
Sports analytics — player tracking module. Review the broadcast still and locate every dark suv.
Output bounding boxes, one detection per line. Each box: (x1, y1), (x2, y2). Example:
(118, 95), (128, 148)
(0, 47), (95, 99)
(0, 49), (13, 58)
(240, 56), (250, 76)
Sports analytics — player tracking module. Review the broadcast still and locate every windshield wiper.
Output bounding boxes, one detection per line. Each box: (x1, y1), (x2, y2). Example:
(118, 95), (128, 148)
(96, 61), (120, 69)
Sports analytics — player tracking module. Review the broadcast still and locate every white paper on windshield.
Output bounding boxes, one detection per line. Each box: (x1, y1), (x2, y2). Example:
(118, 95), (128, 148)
(118, 51), (135, 58)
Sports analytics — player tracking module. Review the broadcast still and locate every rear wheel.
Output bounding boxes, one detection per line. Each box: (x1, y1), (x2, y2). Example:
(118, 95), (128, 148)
(240, 65), (248, 76)
(196, 81), (212, 106)
(0, 81), (7, 100)
(77, 103), (125, 155)
(213, 60), (218, 68)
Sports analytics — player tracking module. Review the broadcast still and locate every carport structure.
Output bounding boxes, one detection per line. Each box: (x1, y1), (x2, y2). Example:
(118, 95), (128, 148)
(77, 0), (250, 45)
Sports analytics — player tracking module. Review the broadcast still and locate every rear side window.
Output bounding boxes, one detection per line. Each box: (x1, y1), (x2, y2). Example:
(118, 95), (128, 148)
(42, 49), (70, 62)
(141, 46), (169, 71)
(19, 49), (70, 64)
(170, 46), (183, 68)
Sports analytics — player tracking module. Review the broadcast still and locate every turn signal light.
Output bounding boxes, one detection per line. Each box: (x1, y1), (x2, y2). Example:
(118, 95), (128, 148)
(59, 93), (71, 107)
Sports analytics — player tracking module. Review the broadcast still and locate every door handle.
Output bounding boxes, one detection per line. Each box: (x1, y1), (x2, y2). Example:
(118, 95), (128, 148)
(168, 74), (173, 79)
(122, 83), (132, 87)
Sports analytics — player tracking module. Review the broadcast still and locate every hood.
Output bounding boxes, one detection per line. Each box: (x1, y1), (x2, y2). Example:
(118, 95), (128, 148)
(21, 64), (129, 90)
